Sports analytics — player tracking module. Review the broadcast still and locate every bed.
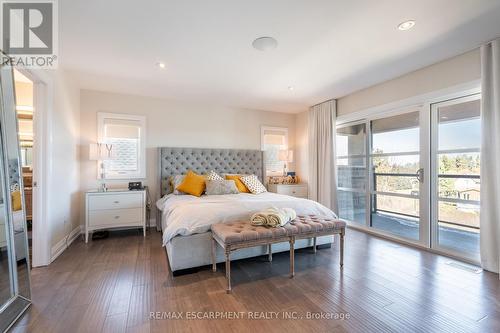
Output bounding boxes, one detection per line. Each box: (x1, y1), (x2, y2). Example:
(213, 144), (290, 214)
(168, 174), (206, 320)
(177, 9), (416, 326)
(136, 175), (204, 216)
(156, 147), (336, 274)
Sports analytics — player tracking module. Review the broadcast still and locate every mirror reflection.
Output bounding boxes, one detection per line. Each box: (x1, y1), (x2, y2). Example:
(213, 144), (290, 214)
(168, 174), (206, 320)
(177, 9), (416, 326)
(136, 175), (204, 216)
(0, 144), (14, 308)
(0, 59), (31, 320)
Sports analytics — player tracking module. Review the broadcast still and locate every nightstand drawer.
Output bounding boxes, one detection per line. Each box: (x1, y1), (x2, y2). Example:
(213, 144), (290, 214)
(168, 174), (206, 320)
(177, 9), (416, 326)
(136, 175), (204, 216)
(278, 185), (308, 198)
(88, 208), (143, 227)
(268, 184), (308, 198)
(88, 193), (143, 211)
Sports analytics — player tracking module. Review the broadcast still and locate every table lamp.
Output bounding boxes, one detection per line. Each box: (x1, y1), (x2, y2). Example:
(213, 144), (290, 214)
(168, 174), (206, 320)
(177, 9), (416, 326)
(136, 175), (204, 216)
(89, 143), (114, 192)
(278, 149), (294, 176)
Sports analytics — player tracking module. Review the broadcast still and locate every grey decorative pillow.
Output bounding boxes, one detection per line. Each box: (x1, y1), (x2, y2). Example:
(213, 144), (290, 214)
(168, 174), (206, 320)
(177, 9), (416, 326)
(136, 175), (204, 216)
(205, 180), (239, 195)
(170, 175), (186, 195)
(241, 174), (267, 194)
(206, 170), (224, 181)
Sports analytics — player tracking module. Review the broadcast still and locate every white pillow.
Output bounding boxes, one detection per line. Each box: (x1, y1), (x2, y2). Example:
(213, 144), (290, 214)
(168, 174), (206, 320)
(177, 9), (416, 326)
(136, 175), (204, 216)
(240, 174), (267, 194)
(205, 180), (239, 195)
(206, 170), (224, 181)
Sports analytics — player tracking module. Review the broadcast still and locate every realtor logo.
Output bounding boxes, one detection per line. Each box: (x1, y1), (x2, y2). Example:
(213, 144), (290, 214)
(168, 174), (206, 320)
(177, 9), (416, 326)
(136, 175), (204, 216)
(0, 0), (58, 68)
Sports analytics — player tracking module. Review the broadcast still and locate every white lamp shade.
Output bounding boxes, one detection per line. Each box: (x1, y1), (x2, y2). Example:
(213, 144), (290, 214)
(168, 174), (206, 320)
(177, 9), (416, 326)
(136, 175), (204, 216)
(278, 149), (294, 162)
(89, 143), (114, 161)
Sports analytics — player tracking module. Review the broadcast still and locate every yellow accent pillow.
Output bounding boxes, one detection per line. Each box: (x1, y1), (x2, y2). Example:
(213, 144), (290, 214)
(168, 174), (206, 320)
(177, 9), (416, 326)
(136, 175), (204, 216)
(12, 190), (22, 211)
(225, 174), (250, 193)
(176, 170), (206, 197)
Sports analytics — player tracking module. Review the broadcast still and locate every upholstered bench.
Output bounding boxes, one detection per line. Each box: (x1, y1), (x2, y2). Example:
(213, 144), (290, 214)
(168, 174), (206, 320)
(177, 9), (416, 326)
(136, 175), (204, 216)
(211, 215), (346, 293)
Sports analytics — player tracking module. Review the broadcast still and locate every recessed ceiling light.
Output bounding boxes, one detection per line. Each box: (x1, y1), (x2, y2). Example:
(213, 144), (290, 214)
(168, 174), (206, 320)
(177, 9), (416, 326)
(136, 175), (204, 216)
(157, 62), (166, 69)
(397, 20), (416, 31)
(252, 37), (278, 51)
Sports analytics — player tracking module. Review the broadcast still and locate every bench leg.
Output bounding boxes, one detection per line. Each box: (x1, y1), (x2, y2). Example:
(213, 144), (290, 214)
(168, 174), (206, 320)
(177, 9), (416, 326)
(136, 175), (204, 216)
(225, 250), (231, 293)
(289, 237), (295, 278)
(313, 237), (317, 253)
(268, 244), (272, 262)
(211, 236), (216, 272)
(340, 229), (345, 268)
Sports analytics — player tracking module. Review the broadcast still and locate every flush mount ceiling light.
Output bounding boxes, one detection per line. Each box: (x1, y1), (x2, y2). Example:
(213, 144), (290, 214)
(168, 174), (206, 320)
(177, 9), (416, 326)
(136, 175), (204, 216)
(252, 37), (278, 51)
(156, 62), (166, 69)
(397, 20), (416, 31)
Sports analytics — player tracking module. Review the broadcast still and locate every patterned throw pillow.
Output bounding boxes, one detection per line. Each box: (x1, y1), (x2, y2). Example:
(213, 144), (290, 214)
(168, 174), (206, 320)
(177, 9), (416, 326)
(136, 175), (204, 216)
(206, 170), (224, 181)
(240, 175), (267, 194)
(205, 180), (239, 195)
(10, 183), (20, 193)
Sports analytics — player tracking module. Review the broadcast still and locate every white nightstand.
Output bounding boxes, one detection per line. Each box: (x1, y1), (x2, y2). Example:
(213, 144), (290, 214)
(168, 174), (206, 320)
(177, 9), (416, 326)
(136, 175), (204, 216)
(85, 189), (146, 243)
(267, 183), (308, 199)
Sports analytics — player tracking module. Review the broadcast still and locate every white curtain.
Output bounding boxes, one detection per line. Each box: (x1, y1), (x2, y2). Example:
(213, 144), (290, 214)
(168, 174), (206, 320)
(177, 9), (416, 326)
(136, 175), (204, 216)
(308, 100), (338, 212)
(480, 38), (500, 274)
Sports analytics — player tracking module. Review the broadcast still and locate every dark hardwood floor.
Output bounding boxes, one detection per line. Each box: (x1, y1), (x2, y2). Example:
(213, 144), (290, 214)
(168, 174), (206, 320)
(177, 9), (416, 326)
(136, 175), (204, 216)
(9, 228), (500, 333)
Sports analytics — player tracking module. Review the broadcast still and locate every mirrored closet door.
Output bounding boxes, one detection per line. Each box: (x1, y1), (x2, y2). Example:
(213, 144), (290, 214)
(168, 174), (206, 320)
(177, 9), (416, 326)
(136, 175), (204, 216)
(0, 54), (31, 332)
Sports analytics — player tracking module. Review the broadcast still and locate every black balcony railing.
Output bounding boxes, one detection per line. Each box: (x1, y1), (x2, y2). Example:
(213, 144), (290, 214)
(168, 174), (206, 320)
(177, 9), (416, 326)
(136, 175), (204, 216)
(372, 172), (480, 230)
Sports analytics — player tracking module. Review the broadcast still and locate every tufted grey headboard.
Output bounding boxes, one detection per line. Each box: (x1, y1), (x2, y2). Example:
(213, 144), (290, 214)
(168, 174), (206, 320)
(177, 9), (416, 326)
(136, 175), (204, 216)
(158, 147), (264, 197)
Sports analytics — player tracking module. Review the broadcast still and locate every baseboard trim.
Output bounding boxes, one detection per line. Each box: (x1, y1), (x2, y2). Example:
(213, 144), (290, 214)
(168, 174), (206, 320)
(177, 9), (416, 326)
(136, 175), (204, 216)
(50, 225), (82, 263)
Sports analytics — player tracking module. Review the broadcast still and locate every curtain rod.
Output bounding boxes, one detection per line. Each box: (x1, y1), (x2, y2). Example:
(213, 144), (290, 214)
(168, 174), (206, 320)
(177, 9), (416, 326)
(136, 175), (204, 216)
(310, 98), (336, 109)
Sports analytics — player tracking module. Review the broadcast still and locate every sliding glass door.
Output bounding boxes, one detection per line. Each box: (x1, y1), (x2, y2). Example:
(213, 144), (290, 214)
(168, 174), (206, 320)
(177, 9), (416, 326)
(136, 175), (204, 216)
(369, 111), (423, 241)
(336, 123), (367, 225)
(431, 95), (481, 260)
(336, 92), (481, 262)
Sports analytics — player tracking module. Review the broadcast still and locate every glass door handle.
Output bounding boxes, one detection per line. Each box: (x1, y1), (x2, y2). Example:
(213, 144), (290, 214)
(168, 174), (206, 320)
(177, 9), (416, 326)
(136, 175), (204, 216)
(416, 168), (424, 183)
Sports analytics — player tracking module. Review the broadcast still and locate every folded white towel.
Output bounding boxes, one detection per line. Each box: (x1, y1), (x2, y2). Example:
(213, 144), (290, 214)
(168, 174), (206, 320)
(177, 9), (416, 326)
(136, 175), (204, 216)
(250, 213), (267, 226)
(251, 207), (297, 227)
(282, 207), (297, 222)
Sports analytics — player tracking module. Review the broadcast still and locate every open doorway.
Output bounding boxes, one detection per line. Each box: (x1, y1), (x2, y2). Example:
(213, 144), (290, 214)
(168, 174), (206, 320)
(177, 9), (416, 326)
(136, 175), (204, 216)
(13, 70), (34, 261)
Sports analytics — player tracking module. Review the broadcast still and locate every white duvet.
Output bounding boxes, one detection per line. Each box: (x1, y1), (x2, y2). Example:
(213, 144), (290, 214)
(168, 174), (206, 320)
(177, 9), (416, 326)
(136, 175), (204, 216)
(156, 192), (337, 245)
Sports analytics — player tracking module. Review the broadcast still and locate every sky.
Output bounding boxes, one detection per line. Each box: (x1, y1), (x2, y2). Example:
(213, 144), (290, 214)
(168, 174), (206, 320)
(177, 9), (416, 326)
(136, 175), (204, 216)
(337, 118), (480, 157)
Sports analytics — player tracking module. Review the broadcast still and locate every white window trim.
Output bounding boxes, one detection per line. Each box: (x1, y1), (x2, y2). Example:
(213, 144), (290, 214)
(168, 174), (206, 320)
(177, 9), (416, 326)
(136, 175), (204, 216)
(336, 80), (481, 125)
(261, 126), (289, 177)
(97, 112), (146, 180)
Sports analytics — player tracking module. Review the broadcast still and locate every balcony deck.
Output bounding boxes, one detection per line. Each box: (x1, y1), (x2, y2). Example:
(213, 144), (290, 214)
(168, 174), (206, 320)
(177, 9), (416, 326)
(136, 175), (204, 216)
(371, 211), (480, 259)
(345, 211), (480, 259)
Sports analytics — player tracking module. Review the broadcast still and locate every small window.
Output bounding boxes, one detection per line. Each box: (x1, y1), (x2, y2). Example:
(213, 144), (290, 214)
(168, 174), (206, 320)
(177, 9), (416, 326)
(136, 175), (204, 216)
(261, 126), (288, 176)
(97, 112), (146, 179)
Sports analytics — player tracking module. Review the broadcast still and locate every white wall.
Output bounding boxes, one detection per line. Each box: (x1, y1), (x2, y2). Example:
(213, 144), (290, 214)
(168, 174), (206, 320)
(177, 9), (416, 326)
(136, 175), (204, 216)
(79, 90), (297, 204)
(48, 70), (81, 248)
(337, 49), (480, 116)
(296, 49), (481, 188)
(28, 66), (81, 263)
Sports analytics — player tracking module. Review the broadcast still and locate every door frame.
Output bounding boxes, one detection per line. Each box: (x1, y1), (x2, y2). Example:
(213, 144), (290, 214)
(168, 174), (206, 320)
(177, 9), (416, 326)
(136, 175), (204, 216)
(15, 68), (52, 267)
(429, 93), (481, 263)
(336, 80), (481, 263)
(366, 105), (428, 246)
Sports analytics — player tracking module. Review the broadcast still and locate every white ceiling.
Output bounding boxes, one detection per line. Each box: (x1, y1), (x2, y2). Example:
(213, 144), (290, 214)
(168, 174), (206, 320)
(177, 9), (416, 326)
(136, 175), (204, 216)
(61, 0), (500, 113)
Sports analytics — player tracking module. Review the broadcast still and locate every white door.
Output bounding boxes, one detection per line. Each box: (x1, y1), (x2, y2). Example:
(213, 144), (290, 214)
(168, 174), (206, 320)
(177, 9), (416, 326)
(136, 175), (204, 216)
(337, 108), (428, 245)
(430, 94), (481, 262)
(367, 109), (427, 244)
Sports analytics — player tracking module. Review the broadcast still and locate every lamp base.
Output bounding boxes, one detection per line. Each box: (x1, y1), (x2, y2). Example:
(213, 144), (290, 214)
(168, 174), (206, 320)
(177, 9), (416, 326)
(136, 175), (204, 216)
(99, 182), (108, 192)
